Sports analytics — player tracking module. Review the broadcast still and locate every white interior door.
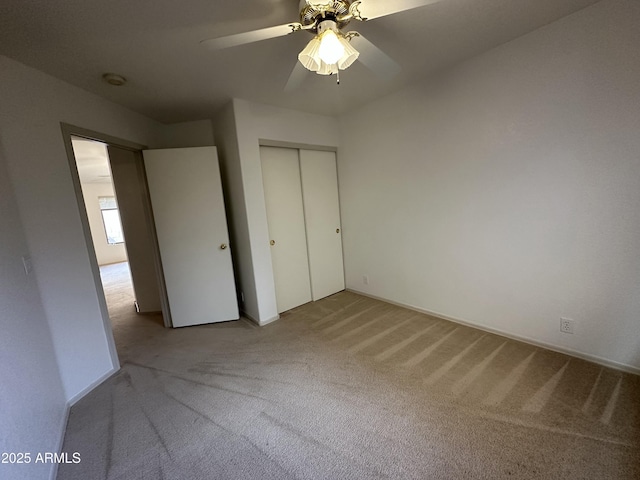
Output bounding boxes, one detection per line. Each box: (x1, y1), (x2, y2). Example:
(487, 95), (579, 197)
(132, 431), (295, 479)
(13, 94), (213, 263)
(300, 150), (345, 300)
(260, 146), (312, 313)
(143, 146), (238, 327)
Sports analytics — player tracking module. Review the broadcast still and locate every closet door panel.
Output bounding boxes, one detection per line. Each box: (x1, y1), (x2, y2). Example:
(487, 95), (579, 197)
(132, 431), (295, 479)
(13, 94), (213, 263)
(260, 146), (312, 313)
(300, 150), (345, 301)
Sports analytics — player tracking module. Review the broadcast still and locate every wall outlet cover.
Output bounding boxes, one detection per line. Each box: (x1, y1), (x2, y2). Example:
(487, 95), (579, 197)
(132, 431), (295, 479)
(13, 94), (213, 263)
(560, 317), (575, 334)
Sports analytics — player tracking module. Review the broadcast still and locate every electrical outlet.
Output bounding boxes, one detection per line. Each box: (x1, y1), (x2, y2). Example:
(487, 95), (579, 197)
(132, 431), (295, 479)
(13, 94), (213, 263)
(363, 275), (369, 285)
(560, 317), (575, 334)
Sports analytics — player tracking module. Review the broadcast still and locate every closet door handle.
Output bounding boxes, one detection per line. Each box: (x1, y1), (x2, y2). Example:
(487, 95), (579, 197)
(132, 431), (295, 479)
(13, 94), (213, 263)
(270, 240), (276, 246)
(336, 228), (340, 233)
(220, 244), (228, 250)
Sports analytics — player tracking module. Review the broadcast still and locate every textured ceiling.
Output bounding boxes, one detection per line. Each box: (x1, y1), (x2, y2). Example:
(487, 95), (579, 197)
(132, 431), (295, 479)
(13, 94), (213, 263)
(0, 0), (601, 123)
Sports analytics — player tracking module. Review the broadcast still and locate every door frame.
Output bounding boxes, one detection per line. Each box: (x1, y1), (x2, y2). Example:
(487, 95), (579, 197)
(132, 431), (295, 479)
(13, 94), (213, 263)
(60, 123), (172, 367)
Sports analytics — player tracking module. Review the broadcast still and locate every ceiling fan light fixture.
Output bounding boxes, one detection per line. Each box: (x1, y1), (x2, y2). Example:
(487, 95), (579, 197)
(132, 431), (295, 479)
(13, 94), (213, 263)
(305, 0), (334, 7)
(298, 19), (359, 76)
(336, 35), (359, 69)
(318, 29), (344, 65)
(316, 61), (339, 76)
(298, 36), (322, 72)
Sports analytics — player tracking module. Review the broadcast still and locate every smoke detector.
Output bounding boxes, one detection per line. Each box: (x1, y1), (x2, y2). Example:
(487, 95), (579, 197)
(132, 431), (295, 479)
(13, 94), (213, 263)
(102, 73), (127, 86)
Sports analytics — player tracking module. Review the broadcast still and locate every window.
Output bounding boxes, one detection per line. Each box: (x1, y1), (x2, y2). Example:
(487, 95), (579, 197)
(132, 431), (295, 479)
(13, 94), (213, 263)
(99, 196), (125, 244)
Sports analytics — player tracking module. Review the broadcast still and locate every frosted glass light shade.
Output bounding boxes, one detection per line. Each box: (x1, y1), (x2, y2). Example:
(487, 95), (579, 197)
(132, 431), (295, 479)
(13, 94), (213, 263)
(298, 37), (321, 72)
(316, 61), (338, 76)
(337, 36), (359, 69)
(318, 30), (344, 65)
(297, 26), (360, 75)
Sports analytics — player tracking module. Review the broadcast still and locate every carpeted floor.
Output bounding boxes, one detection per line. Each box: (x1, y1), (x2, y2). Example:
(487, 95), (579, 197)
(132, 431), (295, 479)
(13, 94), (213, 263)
(57, 262), (640, 479)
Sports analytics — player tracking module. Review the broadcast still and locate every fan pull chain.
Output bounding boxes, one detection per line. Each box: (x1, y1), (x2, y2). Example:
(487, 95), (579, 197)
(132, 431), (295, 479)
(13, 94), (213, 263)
(336, 68), (340, 85)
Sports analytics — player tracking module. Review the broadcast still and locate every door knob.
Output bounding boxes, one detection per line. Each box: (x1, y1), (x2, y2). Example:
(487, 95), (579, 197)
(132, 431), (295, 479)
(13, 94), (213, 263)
(336, 228), (340, 233)
(270, 240), (276, 246)
(220, 244), (228, 250)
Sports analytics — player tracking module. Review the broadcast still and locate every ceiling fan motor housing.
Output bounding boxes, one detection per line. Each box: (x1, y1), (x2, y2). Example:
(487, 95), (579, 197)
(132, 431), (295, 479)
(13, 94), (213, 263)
(300, 0), (352, 33)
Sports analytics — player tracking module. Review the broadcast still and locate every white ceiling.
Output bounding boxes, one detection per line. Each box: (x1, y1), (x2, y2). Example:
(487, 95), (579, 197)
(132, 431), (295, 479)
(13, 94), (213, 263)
(0, 0), (601, 123)
(72, 137), (112, 184)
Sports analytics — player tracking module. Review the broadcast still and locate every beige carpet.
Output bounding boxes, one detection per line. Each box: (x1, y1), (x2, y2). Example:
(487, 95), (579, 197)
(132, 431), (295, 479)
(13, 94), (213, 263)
(57, 262), (640, 479)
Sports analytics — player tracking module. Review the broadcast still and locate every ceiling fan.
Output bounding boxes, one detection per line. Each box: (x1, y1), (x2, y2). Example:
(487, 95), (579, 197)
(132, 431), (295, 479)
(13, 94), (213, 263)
(200, 0), (442, 87)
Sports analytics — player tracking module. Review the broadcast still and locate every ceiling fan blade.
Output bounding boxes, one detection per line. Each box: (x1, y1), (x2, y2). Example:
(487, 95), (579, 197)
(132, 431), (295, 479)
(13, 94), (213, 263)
(284, 62), (308, 92)
(355, 0), (443, 20)
(351, 34), (401, 81)
(200, 23), (302, 50)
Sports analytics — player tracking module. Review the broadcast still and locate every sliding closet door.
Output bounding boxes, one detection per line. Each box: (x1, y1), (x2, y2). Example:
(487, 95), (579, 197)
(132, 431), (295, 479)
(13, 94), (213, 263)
(261, 146), (312, 313)
(300, 150), (345, 300)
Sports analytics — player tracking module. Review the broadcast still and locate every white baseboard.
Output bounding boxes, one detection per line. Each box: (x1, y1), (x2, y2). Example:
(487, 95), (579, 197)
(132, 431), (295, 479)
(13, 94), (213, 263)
(259, 314), (280, 327)
(49, 401), (71, 480)
(51, 366), (118, 479)
(241, 310), (260, 326)
(347, 288), (640, 376)
(241, 310), (279, 327)
(66, 366), (119, 406)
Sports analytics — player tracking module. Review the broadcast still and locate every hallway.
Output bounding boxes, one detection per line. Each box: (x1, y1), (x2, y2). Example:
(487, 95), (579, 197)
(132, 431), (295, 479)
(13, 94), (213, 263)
(99, 261), (164, 363)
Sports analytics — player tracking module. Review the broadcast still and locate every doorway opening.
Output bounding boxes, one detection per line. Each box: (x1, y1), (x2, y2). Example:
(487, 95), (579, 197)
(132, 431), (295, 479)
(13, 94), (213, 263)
(71, 136), (138, 331)
(64, 124), (239, 359)
(63, 124), (171, 367)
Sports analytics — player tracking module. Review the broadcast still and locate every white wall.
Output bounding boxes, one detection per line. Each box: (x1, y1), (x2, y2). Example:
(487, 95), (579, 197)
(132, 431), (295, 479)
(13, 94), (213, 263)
(338, 0), (640, 372)
(0, 55), (164, 406)
(157, 119), (216, 148)
(214, 99), (340, 324)
(80, 182), (128, 266)
(213, 102), (253, 318)
(0, 145), (67, 480)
